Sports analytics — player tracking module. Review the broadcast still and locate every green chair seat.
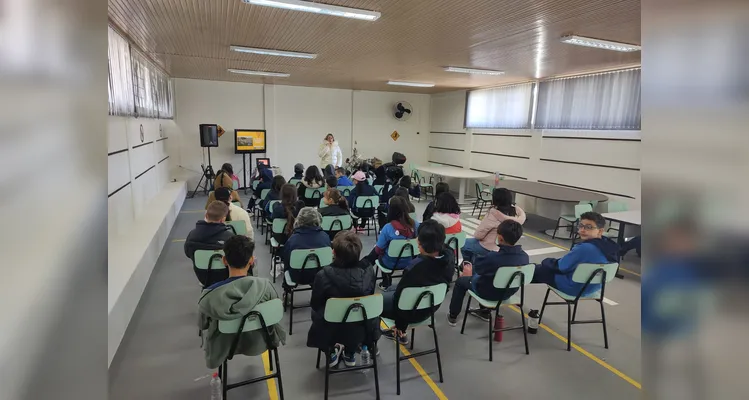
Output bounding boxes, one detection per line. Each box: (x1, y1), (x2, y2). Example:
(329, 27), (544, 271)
(548, 286), (602, 301)
(270, 238), (281, 248)
(380, 316), (431, 330)
(284, 271), (296, 287)
(420, 183), (433, 188)
(375, 259), (393, 274)
(467, 290), (500, 309)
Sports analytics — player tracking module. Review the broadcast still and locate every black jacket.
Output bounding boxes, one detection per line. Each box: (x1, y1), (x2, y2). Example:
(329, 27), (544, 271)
(282, 226), (331, 286)
(422, 200), (436, 221)
(307, 259), (381, 350)
(389, 248), (455, 331)
(270, 201), (305, 244)
(472, 244), (530, 299)
(184, 221), (235, 286)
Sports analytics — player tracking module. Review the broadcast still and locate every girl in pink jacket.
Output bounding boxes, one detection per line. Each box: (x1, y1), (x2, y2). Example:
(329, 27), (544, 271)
(461, 188), (526, 262)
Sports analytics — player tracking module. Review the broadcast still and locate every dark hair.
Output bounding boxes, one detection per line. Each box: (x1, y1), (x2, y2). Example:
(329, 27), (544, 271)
(325, 133), (335, 141)
(387, 196), (414, 230)
(214, 188), (233, 221)
(223, 235), (255, 269)
(497, 220), (523, 245)
(280, 184), (298, 234)
(271, 175), (286, 192)
(580, 211), (606, 229)
(304, 165), (323, 184)
(335, 167), (346, 175)
(323, 164), (335, 178)
(394, 187), (415, 212)
(206, 201), (229, 222)
(332, 231), (362, 267)
(294, 163), (304, 174)
(399, 175), (412, 189)
(417, 219), (446, 254)
(434, 192), (460, 215)
(221, 163), (234, 176)
(325, 175), (338, 188)
(435, 182), (449, 196)
(325, 188), (349, 210)
(492, 188), (517, 216)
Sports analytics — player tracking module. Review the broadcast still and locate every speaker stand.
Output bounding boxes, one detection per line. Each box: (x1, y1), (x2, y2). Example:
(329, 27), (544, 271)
(187, 148), (215, 199)
(241, 153), (253, 195)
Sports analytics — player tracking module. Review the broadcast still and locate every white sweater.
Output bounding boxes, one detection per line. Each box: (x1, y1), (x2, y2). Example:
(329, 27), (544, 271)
(318, 141), (343, 167)
(228, 203), (254, 242)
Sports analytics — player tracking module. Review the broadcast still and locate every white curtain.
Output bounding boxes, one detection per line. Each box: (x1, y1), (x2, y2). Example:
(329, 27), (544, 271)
(535, 68), (641, 130)
(466, 82), (534, 129)
(108, 27), (135, 116)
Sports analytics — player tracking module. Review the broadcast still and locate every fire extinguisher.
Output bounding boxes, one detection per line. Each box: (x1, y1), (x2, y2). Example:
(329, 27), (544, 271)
(528, 309), (540, 334)
(493, 314), (504, 342)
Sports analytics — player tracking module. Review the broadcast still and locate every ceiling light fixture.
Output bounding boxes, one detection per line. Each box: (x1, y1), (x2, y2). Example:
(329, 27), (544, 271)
(230, 45), (317, 59)
(387, 81), (435, 88)
(560, 35), (641, 52)
(244, 0), (380, 21)
(444, 66), (505, 76)
(228, 68), (290, 77)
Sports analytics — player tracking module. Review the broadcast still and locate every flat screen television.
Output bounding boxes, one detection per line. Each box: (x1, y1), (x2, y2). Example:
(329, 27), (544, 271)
(234, 129), (266, 154)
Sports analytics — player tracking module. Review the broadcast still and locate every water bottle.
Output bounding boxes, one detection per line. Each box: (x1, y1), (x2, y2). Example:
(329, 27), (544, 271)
(493, 314), (504, 342)
(210, 372), (223, 400)
(360, 345), (372, 374)
(527, 309), (540, 334)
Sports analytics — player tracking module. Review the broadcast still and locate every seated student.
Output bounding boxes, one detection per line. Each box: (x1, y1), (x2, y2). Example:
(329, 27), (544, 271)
(532, 212), (620, 296)
(262, 175), (286, 216)
(325, 175), (338, 190)
(364, 196), (420, 289)
(336, 167), (354, 187)
(307, 231), (380, 368)
(378, 187), (415, 229)
(248, 165), (273, 211)
(298, 165), (325, 207)
(447, 220), (529, 325)
(185, 201), (236, 287)
(423, 182), (450, 221)
(380, 220), (454, 344)
(214, 187), (255, 242)
(282, 207), (331, 287)
(220, 163), (240, 189)
(323, 164), (336, 179)
(620, 235), (641, 258)
(348, 170), (377, 231)
(271, 184), (306, 245)
(206, 166), (242, 209)
(461, 188), (527, 263)
(430, 192), (463, 234)
(198, 235), (286, 369)
(292, 163), (305, 181)
(319, 188), (350, 240)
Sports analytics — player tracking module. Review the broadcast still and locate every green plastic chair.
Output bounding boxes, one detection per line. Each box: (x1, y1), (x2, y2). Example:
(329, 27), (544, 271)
(352, 196), (379, 236)
(375, 238), (418, 282)
(231, 180), (239, 190)
(231, 200), (242, 208)
(216, 298), (285, 399)
(539, 263), (619, 351)
(284, 247), (334, 335)
(552, 203), (593, 239)
(288, 178), (301, 187)
(321, 215), (353, 236)
(318, 295), (383, 400)
(373, 185), (385, 195)
(252, 180), (260, 190)
(227, 220), (247, 236)
(319, 197), (328, 208)
(408, 212), (419, 223)
(193, 249), (226, 288)
(472, 182), (492, 219)
(413, 171), (433, 200)
(268, 219), (288, 282)
(254, 188), (271, 226)
(305, 187), (324, 200)
(338, 186), (355, 197)
(444, 232), (467, 268)
(381, 283), (447, 395)
(460, 264), (535, 360)
(261, 200), (281, 239)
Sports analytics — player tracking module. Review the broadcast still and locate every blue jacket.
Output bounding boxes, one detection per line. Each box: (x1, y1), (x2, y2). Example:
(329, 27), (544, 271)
(540, 237), (619, 296)
(376, 221), (420, 270)
(254, 168), (274, 200)
(337, 176), (354, 187)
(471, 245), (530, 300)
(262, 189), (281, 216)
(349, 182), (377, 214)
(283, 226), (331, 285)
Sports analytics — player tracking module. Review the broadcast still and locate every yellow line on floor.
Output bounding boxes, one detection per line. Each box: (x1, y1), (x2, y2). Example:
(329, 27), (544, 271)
(261, 351), (279, 400)
(523, 233), (641, 277)
(172, 239), (186, 242)
(380, 321), (448, 399)
(507, 305), (641, 390)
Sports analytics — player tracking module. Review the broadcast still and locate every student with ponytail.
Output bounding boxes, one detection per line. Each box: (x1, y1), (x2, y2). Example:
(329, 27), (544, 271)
(271, 184), (305, 245)
(319, 188), (349, 217)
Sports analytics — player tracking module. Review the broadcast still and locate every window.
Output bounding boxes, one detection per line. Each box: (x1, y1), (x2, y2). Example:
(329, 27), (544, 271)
(535, 68), (641, 130)
(108, 27), (135, 116)
(466, 82), (534, 129)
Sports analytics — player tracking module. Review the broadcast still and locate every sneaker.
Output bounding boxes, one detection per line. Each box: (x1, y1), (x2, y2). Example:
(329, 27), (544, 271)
(469, 309), (492, 322)
(378, 281), (389, 290)
(382, 329), (409, 345)
(342, 351), (356, 367)
(447, 313), (458, 327)
(329, 344), (343, 368)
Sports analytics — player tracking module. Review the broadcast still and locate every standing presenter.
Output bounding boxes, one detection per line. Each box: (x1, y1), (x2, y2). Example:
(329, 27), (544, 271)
(318, 133), (343, 169)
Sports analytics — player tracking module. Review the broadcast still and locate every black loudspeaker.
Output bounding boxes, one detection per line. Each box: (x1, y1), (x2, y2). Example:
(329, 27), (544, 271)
(199, 124), (219, 147)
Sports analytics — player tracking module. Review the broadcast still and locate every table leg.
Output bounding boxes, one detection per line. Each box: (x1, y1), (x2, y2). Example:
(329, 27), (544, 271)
(615, 222), (626, 279)
(458, 178), (467, 204)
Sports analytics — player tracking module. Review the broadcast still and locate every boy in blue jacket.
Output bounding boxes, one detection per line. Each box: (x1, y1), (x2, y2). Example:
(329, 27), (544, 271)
(532, 211), (620, 296)
(447, 219), (529, 325)
(336, 167), (354, 187)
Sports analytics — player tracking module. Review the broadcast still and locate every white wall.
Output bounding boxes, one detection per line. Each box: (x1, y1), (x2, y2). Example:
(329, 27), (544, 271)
(172, 79), (431, 186)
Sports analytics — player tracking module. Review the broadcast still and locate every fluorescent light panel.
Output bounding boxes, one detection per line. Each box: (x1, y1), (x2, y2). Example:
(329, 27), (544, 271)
(387, 81), (434, 88)
(230, 45), (317, 59)
(244, 0), (380, 21)
(560, 35), (641, 52)
(228, 68), (290, 77)
(444, 66), (505, 76)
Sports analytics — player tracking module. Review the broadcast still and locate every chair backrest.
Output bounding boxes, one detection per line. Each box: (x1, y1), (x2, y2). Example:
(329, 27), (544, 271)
(386, 238), (418, 259)
(338, 186), (355, 197)
(367, 177), (374, 185)
(194, 249), (226, 270)
(319, 198), (328, 208)
(444, 232), (467, 255)
(574, 203), (593, 219)
(373, 185), (384, 195)
(571, 263), (619, 284)
(492, 264), (535, 290)
(304, 187), (323, 199)
(252, 180), (260, 190)
(607, 201), (628, 213)
(321, 215), (353, 231)
(408, 212), (418, 222)
(267, 200), (280, 212)
(324, 294), (384, 323)
(227, 220), (247, 236)
(218, 298), (284, 334)
(413, 171), (422, 182)
(271, 219), (288, 234)
(232, 180), (239, 190)
(355, 195), (379, 210)
(397, 283), (448, 311)
(289, 247), (334, 270)
(288, 178), (301, 187)
(231, 201), (242, 208)
(259, 189), (270, 201)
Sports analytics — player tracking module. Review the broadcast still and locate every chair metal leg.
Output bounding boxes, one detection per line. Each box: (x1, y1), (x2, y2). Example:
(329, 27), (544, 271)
(460, 297), (472, 334)
(552, 217), (563, 239)
(571, 301), (579, 322)
(488, 310), (494, 362)
(273, 348), (285, 400)
(396, 336), (401, 395)
(324, 348), (331, 400)
(288, 290), (294, 335)
(432, 324), (444, 383)
(269, 349), (274, 371)
(221, 361), (228, 399)
(520, 300), (530, 355)
(472, 200), (478, 216)
(316, 349), (321, 369)
(538, 288), (551, 324)
(566, 303), (572, 352)
(600, 299), (609, 349)
(372, 342), (381, 400)
(410, 328), (415, 350)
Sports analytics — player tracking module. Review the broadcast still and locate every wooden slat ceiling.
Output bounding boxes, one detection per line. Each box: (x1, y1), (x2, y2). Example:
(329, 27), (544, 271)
(108, 0), (640, 93)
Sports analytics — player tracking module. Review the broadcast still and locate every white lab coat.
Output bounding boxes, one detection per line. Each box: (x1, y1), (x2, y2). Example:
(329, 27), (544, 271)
(318, 140), (343, 168)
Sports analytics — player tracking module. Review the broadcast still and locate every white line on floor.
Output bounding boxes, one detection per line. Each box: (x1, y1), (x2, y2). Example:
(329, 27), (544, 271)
(525, 247), (566, 256)
(460, 218), (479, 229)
(462, 226), (475, 236)
(603, 297), (619, 306)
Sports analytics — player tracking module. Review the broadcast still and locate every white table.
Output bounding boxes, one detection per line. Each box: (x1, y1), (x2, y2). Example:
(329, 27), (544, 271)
(415, 165), (490, 204)
(601, 210), (641, 279)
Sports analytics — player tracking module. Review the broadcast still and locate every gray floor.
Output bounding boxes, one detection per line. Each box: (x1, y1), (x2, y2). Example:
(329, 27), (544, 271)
(109, 193), (642, 399)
